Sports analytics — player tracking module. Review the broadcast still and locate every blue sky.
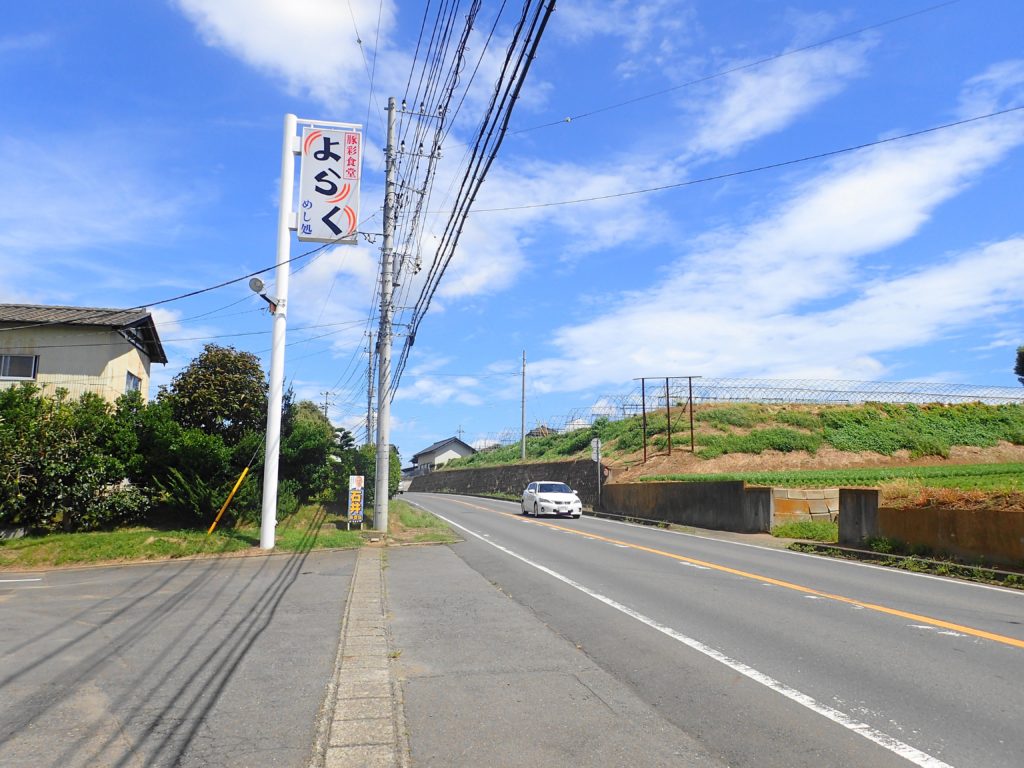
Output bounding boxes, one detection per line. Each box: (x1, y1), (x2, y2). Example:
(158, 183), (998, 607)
(2, 0), (1023, 463)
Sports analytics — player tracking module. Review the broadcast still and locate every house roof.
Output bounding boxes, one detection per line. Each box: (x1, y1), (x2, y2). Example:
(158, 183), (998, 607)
(0, 303), (168, 364)
(411, 437), (477, 463)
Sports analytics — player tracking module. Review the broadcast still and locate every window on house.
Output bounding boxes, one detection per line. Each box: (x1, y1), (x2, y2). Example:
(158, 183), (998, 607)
(125, 371), (142, 393)
(0, 354), (38, 379)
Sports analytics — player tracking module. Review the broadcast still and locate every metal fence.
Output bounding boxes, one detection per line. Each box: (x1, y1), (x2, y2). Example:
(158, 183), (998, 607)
(477, 376), (1024, 449)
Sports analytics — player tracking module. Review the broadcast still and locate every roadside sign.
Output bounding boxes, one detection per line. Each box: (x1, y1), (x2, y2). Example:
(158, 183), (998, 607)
(591, 437), (601, 462)
(348, 475), (365, 524)
(298, 126), (362, 244)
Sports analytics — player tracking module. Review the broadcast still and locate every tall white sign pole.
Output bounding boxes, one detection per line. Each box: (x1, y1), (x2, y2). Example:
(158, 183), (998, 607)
(375, 97), (397, 533)
(261, 112), (298, 550)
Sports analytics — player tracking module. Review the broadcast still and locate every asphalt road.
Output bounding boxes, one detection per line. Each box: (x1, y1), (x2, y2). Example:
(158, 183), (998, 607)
(0, 548), (356, 768)
(401, 492), (1024, 768)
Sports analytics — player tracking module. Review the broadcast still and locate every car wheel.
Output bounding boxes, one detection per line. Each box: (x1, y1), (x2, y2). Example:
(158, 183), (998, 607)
(572, 514), (581, 519)
(533, 502), (539, 517)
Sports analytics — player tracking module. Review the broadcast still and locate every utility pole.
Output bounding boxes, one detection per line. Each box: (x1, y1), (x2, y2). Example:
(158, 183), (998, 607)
(366, 331), (374, 445)
(321, 391), (331, 419)
(520, 350), (526, 460)
(374, 97), (397, 534)
(260, 112), (298, 551)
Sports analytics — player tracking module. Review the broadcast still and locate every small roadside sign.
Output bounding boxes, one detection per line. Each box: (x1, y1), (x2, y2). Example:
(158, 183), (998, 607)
(347, 475), (365, 525)
(591, 437), (601, 462)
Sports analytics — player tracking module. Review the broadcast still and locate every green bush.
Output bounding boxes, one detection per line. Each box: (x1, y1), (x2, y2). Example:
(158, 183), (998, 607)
(0, 385), (151, 532)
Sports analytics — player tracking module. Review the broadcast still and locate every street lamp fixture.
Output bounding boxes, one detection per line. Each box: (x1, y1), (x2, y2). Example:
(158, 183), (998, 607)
(249, 277), (279, 314)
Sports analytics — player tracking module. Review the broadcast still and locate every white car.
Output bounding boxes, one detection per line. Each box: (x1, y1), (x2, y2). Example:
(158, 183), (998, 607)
(521, 481), (583, 518)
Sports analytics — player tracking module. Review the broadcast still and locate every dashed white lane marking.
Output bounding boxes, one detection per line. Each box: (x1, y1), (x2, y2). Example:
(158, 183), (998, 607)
(434, 510), (954, 768)
(0, 578), (42, 583)
(910, 624), (967, 639)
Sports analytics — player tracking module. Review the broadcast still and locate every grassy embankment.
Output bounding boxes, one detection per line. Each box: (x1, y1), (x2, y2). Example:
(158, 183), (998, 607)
(450, 402), (1024, 466)
(0, 498), (454, 569)
(443, 402), (1024, 545)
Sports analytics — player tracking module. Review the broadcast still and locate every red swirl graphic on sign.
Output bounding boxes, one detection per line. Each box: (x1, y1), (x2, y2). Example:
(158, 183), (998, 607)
(326, 184), (351, 204)
(303, 129), (322, 155)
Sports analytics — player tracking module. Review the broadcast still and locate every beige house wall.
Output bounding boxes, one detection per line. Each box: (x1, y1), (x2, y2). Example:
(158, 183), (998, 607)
(0, 325), (154, 403)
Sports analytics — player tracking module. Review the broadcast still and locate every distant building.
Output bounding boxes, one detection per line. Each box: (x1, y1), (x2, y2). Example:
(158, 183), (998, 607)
(405, 436), (477, 477)
(0, 304), (167, 403)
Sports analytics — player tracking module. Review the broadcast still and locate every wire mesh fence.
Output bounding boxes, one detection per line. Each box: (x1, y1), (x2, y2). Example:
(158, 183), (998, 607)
(479, 376), (1024, 447)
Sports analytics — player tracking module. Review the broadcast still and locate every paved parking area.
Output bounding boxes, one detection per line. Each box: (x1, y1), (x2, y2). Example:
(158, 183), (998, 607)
(0, 549), (357, 768)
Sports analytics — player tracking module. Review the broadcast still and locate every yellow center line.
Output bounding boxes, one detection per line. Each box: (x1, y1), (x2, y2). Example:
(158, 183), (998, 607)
(447, 498), (1024, 650)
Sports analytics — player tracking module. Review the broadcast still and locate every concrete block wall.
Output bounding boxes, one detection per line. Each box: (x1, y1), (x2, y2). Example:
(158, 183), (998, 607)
(600, 481), (770, 533)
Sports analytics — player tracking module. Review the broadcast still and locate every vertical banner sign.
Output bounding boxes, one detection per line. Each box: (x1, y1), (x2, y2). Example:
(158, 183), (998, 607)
(348, 475), (365, 524)
(298, 126), (362, 244)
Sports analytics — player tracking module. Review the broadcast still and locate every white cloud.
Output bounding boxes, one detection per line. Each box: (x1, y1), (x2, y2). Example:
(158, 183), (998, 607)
(686, 38), (873, 158)
(555, 0), (697, 78)
(0, 135), (192, 256)
(174, 0), (401, 109)
(0, 32), (51, 54)
(519, 65), (1024, 391)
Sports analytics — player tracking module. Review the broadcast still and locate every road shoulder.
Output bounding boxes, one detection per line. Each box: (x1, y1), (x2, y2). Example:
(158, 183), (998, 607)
(387, 544), (724, 767)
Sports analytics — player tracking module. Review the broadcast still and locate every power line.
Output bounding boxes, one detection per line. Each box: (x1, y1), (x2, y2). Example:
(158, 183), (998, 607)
(393, 0), (557, 397)
(509, 0), (964, 135)
(466, 104), (1024, 213)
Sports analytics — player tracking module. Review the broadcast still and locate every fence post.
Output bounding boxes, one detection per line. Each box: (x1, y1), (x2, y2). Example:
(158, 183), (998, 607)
(665, 377), (672, 455)
(641, 377), (648, 463)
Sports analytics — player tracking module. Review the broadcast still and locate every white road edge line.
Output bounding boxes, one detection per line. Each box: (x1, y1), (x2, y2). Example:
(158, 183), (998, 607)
(433, 510), (954, 768)
(0, 578), (43, 583)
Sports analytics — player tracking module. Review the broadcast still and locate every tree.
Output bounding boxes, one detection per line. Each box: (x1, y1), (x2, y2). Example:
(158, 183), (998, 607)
(1016, 345), (1024, 387)
(162, 344), (268, 444)
(280, 399), (335, 501)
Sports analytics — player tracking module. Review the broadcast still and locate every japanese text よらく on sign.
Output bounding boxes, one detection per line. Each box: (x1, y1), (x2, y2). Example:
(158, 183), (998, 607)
(297, 126), (362, 244)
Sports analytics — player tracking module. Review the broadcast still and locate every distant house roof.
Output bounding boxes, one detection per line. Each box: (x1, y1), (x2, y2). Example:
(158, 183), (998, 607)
(411, 437), (476, 464)
(0, 303), (168, 364)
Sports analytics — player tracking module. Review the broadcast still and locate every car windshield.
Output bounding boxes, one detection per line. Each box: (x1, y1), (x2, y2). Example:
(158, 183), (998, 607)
(538, 483), (571, 494)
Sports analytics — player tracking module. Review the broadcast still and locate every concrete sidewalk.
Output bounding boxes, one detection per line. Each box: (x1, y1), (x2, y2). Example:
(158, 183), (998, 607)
(385, 545), (723, 768)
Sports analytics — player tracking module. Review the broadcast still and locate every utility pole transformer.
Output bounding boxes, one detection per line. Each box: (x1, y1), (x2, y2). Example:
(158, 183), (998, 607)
(374, 97), (397, 534)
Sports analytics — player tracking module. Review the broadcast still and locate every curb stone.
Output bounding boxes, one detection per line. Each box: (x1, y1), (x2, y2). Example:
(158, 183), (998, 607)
(309, 547), (409, 768)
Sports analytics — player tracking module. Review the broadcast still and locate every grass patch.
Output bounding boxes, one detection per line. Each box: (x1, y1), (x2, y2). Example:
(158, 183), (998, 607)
(0, 502), (363, 570)
(0, 528), (252, 569)
(771, 520), (838, 542)
(820, 402), (1024, 458)
(389, 499), (457, 544)
(643, 462), (1024, 492)
(695, 403), (770, 429)
(695, 427), (822, 459)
